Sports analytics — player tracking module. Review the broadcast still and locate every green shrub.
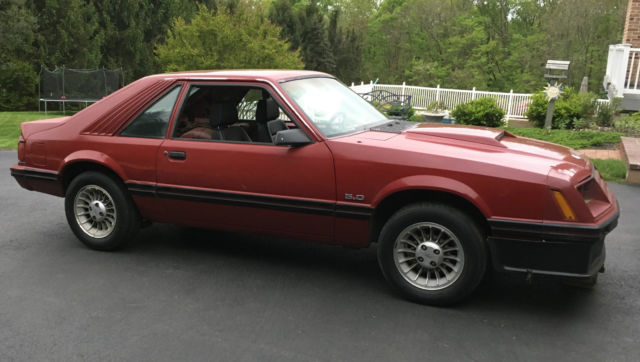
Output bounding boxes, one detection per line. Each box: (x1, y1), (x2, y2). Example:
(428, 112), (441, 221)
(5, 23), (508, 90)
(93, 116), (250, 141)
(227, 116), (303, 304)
(525, 88), (596, 129)
(0, 61), (38, 111)
(407, 105), (416, 120)
(376, 102), (415, 120)
(595, 98), (621, 127)
(615, 113), (640, 136)
(426, 100), (447, 112)
(572, 117), (593, 130)
(525, 92), (549, 127)
(408, 114), (421, 122)
(451, 97), (504, 127)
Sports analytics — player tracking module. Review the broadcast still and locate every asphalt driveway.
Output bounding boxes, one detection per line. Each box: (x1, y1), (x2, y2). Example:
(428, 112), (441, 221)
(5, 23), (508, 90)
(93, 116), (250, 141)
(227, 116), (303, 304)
(1, 150), (639, 361)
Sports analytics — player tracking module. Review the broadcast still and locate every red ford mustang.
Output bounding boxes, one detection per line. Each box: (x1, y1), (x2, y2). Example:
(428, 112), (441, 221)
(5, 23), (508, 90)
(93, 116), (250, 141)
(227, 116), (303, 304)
(10, 70), (619, 305)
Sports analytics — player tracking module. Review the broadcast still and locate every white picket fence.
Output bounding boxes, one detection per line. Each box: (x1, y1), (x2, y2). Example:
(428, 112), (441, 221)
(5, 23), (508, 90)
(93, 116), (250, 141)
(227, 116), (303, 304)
(351, 82), (530, 119)
(351, 81), (612, 120)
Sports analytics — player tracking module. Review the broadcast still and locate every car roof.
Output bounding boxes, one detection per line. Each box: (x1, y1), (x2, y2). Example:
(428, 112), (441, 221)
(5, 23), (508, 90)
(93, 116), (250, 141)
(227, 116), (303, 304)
(150, 69), (334, 83)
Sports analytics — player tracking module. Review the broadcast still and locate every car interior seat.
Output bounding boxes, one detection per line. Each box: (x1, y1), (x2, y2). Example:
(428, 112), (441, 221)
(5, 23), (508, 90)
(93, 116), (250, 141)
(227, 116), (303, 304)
(210, 102), (251, 142)
(256, 98), (287, 143)
(256, 98), (283, 143)
(267, 119), (288, 143)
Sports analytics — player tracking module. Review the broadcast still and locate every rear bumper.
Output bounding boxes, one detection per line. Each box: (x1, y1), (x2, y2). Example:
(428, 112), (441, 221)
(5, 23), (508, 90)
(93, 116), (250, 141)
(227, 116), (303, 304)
(10, 165), (63, 196)
(487, 206), (619, 279)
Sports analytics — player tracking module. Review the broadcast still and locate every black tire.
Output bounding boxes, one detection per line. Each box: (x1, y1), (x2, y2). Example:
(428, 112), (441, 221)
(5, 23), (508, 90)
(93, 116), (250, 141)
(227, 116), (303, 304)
(377, 203), (487, 306)
(65, 171), (140, 251)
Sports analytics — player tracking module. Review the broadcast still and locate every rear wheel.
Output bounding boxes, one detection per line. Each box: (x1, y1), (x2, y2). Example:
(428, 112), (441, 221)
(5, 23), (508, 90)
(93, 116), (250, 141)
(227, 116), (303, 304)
(65, 171), (140, 251)
(377, 203), (487, 306)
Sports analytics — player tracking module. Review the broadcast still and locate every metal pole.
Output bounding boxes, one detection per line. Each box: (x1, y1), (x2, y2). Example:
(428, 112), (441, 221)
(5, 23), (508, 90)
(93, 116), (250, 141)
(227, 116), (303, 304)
(38, 65), (42, 112)
(103, 66), (107, 96)
(62, 65), (65, 114)
(544, 99), (556, 130)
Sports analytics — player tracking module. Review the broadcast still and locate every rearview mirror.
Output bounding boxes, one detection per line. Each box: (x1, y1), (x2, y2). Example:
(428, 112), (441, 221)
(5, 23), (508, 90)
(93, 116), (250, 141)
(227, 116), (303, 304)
(274, 129), (312, 147)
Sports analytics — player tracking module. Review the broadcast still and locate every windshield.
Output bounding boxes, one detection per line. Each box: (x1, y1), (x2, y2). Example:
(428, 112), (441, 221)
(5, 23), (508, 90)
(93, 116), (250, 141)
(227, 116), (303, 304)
(280, 77), (388, 137)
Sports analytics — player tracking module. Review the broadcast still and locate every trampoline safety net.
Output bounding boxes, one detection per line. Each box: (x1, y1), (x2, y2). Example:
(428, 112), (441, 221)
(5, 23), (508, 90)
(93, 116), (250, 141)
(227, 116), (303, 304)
(39, 66), (123, 101)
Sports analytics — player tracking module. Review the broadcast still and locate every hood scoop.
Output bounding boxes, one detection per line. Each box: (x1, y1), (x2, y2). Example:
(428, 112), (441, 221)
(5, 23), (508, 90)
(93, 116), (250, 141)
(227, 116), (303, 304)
(405, 123), (509, 148)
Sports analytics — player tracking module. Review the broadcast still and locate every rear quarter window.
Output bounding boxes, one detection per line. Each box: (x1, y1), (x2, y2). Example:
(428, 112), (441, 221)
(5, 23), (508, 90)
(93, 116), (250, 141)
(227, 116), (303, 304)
(120, 85), (182, 138)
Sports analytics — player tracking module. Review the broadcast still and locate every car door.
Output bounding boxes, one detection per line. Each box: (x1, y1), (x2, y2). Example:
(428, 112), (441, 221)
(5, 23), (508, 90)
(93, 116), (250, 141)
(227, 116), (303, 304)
(154, 82), (336, 242)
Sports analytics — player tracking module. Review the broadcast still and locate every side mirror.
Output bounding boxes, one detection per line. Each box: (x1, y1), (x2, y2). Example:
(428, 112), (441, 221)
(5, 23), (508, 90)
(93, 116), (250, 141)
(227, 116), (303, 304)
(274, 129), (312, 147)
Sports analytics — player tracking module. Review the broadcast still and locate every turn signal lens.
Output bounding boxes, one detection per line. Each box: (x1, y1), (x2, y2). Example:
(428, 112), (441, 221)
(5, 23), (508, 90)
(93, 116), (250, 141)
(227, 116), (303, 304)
(552, 191), (576, 221)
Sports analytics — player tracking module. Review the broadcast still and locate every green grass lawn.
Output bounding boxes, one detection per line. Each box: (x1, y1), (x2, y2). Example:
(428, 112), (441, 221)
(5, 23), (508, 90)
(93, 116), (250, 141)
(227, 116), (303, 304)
(591, 158), (628, 183)
(503, 127), (624, 150)
(0, 111), (67, 149)
(503, 127), (629, 182)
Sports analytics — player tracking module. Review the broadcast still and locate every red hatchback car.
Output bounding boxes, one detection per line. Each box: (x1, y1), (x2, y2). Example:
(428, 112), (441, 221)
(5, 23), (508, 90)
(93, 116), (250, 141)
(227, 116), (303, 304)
(10, 70), (619, 305)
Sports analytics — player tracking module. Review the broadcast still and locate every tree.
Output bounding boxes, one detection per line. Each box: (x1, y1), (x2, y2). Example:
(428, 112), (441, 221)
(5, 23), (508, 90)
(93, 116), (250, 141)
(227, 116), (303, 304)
(540, 0), (626, 92)
(30, 0), (104, 68)
(0, 0), (631, 110)
(156, 4), (303, 71)
(327, 0), (376, 82)
(300, 2), (336, 73)
(0, 0), (39, 110)
(268, 0), (304, 50)
(95, 0), (156, 82)
(95, 0), (211, 82)
(365, 0), (475, 85)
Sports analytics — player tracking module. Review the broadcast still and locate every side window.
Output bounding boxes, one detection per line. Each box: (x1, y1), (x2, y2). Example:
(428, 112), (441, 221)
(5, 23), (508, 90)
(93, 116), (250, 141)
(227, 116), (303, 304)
(120, 85), (182, 138)
(237, 89), (262, 121)
(173, 85), (298, 144)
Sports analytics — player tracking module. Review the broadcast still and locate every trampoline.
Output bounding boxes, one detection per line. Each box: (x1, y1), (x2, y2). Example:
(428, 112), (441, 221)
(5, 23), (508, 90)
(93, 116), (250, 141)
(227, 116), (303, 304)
(39, 66), (124, 114)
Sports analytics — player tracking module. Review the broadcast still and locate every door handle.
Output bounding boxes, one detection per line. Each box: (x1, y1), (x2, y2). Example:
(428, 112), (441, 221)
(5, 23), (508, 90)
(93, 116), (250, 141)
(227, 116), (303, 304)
(168, 151), (187, 160)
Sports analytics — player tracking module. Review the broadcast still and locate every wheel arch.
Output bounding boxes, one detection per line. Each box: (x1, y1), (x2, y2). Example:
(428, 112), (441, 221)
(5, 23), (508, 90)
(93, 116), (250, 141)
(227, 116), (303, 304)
(59, 151), (128, 192)
(370, 176), (491, 244)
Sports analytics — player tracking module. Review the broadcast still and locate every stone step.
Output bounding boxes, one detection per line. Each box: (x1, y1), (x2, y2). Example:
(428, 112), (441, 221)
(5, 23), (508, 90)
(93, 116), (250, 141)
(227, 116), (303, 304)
(621, 92), (640, 112)
(621, 137), (640, 184)
(578, 148), (623, 160)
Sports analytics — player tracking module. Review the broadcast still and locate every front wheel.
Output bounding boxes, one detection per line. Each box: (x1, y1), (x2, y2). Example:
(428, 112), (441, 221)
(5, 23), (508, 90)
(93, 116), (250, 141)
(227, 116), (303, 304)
(377, 203), (487, 306)
(65, 171), (140, 251)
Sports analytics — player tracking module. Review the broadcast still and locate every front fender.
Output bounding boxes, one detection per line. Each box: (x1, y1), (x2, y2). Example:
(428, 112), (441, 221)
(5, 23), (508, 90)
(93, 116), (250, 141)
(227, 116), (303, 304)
(371, 175), (492, 218)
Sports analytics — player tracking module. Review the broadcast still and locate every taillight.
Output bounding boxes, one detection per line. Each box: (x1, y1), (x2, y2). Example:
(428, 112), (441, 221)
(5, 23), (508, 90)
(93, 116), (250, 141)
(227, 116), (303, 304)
(17, 135), (25, 163)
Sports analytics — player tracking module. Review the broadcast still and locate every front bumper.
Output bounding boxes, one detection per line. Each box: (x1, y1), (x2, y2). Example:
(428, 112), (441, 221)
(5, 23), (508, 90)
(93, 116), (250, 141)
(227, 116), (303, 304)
(487, 207), (619, 279)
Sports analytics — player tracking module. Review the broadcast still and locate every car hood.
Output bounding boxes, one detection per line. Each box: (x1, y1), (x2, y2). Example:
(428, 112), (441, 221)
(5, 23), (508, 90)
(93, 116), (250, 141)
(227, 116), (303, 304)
(405, 123), (589, 170)
(337, 123), (592, 185)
